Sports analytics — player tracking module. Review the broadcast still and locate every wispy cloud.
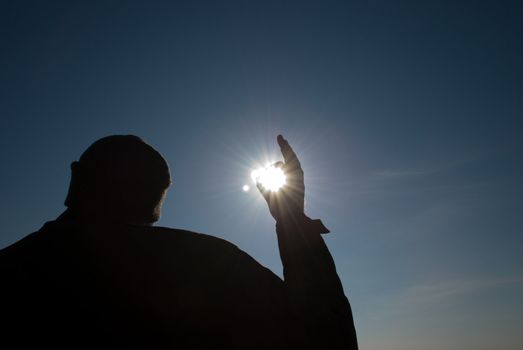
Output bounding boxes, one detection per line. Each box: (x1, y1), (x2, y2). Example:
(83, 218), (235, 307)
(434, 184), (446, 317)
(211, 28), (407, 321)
(396, 274), (523, 307)
(359, 274), (523, 323)
(373, 150), (492, 180)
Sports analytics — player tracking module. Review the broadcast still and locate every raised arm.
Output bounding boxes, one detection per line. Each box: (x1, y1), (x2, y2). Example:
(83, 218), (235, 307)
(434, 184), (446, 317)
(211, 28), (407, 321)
(256, 135), (358, 349)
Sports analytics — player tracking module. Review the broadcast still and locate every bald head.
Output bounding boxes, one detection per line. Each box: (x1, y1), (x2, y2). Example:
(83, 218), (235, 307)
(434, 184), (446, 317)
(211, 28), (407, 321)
(65, 135), (171, 225)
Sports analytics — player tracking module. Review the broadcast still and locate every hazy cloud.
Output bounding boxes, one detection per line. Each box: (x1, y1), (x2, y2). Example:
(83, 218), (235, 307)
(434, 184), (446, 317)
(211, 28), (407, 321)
(396, 274), (523, 307)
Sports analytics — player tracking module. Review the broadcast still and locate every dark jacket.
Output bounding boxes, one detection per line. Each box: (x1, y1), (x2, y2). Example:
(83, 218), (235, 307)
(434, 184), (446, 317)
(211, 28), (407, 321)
(1, 218), (357, 349)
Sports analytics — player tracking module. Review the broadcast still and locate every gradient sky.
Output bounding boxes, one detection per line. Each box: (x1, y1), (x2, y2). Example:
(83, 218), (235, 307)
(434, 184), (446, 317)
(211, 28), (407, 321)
(1, 1), (522, 349)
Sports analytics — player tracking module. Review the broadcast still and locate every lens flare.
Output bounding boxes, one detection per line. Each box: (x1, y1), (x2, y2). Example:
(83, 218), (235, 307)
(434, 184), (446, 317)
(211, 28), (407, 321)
(251, 164), (286, 192)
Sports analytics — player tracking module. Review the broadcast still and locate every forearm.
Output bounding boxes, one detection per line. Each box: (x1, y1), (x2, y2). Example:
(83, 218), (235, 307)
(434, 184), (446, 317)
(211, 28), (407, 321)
(277, 214), (358, 349)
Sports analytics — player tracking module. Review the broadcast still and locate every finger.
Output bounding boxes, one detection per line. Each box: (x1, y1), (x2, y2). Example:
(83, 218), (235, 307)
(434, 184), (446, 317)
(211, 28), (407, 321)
(272, 161), (284, 169)
(277, 135), (301, 169)
(256, 181), (270, 202)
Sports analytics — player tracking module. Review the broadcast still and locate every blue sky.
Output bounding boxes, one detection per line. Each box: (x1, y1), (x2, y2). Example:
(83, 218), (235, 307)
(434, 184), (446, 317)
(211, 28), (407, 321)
(1, 1), (522, 349)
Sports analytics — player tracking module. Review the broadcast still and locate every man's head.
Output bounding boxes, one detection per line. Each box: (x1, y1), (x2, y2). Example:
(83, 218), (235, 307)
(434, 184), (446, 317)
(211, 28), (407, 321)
(65, 135), (171, 225)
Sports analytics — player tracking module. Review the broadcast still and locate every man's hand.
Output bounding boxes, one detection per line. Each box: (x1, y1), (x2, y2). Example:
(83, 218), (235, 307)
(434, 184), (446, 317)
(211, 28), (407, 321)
(256, 135), (305, 223)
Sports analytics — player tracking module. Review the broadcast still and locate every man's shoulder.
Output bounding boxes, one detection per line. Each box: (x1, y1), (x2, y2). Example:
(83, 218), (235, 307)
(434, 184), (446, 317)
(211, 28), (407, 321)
(0, 227), (49, 260)
(1, 221), (238, 257)
(141, 225), (240, 248)
(120, 224), (246, 259)
(135, 225), (282, 283)
(1, 221), (282, 285)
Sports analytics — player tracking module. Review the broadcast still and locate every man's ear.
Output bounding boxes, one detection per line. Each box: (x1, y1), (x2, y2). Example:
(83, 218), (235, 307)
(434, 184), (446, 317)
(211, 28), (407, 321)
(64, 161), (81, 207)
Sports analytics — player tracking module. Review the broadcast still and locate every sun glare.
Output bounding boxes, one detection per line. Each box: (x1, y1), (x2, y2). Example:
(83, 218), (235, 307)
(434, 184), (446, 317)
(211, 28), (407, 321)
(251, 164), (286, 192)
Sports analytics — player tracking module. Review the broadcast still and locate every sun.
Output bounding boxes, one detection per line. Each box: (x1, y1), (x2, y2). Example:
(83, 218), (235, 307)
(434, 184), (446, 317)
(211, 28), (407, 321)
(251, 164), (286, 192)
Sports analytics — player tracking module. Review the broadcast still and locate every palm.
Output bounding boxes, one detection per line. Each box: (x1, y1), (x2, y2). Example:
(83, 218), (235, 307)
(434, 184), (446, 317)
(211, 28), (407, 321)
(256, 135), (305, 222)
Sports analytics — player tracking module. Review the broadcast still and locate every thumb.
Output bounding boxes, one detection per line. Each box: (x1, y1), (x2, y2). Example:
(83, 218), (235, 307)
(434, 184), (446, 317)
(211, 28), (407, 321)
(256, 181), (270, 203)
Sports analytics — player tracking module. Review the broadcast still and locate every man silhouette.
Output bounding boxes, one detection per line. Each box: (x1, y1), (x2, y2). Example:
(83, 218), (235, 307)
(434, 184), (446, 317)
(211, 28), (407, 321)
(0, 135), (357, 349)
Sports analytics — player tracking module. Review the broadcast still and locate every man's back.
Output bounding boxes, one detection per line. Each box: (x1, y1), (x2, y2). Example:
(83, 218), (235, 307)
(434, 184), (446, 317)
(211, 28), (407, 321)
(1, 221), (300, 349)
